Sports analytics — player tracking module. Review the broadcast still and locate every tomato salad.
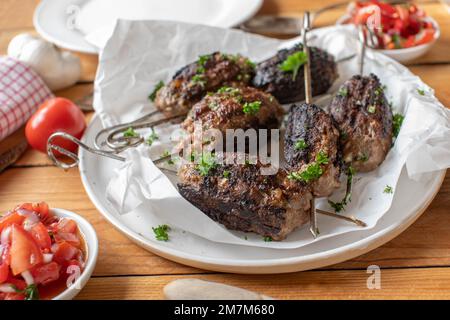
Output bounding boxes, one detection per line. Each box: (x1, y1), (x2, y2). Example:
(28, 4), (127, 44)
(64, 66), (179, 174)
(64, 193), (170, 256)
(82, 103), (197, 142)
(345, 0), (437, 49)
(0, 203), (86, 300)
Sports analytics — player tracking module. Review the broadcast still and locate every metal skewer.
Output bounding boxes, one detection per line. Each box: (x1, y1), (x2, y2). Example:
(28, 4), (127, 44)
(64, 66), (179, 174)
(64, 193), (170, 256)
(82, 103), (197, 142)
(301, 11), (319, 239)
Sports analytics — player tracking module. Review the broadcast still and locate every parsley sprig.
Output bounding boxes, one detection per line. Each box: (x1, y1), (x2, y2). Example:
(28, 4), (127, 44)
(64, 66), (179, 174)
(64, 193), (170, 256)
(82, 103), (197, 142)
(279, 51), (307, 80)
(295, 139), (307, 150)
(337, 87), (348, 97)
(146, 130), (159, 146)
(384, 185), (394, 194)
(392, 113), (404, 138)
(328, 166), (355, 213)
(149, 81), (164, 102)
(288, 151), (329, 183)
(123, 127), (139, 138)
(152, 224), (170, 241)
(195, 152), (217, 176)
(242, 101), (262, 115)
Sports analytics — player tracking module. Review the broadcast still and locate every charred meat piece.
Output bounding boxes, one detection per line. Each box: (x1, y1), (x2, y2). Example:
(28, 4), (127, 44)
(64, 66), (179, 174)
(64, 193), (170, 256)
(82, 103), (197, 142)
(178, 153), (313, 240)
(154, 52), (255, 117)
(329, 74), (393, 172)
(253, 44), (338, 104)
(181, 86), (284, 134)
(284, 103), (341, 197)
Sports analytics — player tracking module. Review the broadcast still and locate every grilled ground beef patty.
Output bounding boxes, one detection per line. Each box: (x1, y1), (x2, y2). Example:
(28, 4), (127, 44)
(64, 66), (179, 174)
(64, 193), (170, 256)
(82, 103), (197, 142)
(155, 52), (255, 117)
(178, 153), (313, 240)
(329, 73), (393, 172)
(253, 44), (338, 104)
(284, 103), (341, 197)
(181, 86), (284, 134)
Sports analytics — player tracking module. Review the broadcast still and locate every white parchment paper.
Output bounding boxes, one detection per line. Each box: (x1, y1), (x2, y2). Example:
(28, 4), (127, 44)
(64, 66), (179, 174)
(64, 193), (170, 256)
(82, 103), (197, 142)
(93, 20), (450, 249)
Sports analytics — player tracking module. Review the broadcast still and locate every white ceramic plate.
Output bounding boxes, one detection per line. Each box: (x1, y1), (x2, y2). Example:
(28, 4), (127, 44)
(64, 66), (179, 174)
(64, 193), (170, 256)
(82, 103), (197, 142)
(33, 0), (263, 54)
(79, 115), (445, 274)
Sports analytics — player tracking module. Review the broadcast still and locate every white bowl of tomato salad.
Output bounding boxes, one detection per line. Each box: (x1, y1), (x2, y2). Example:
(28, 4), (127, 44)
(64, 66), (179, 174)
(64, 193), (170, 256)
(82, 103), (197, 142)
(338, 0), (440, 63)
(0, 203), (98, 300)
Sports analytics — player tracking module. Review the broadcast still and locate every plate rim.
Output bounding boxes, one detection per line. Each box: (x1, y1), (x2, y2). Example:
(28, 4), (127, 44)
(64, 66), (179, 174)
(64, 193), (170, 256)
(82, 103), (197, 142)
(33, 0), (264, 54)
(79, 114), (446, 274)
(33, 0), (98, 54)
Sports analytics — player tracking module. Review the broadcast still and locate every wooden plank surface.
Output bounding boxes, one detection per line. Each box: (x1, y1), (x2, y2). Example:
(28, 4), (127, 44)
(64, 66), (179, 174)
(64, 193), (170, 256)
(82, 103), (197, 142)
(77, 268), (450, 300)
(0, 0), (449, 300)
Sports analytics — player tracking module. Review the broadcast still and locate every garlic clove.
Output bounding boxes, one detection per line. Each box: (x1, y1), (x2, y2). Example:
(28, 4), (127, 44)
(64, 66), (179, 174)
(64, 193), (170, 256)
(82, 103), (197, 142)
(7, 33), (82, 91)
(7, 33), (36, 59)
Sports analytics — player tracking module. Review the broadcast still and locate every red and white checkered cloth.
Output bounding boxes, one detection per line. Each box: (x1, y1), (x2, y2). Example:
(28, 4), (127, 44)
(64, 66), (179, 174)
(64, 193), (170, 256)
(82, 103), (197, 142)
(0, 56), (53, 141)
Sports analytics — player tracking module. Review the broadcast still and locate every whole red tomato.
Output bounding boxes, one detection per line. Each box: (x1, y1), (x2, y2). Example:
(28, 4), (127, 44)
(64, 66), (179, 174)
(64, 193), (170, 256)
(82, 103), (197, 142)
(25, 98), (86, 154)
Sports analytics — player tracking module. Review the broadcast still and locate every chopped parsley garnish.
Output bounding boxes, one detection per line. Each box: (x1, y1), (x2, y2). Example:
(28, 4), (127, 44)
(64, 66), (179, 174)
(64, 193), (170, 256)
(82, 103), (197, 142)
(152, 224), (170, 241)
(417, 89), (426, 96)
(24, 284), (39, 300)
(198, 54), (211, 66)
(148, 80), (164, 102)
(295, 139), (307, 150)
(162, 150), (174, 164)
(208, 101), (220, 110)
(392, 34), (401, 49)
(316, 151), (329, 165)
(123, 127), (139, 138)
(357, 152), (369, 162)
(328, 166), (355, 213)
(223, 170), (230, 178)
(192, 74), (206, 87)
(146, 130), (159, 146)
(242, 101), (262, 115)
(384, 185), (394, 194)
(338, 87), (348, 97)
(245, 58), (256, 69)
(222, 53), (239, 62)
(196, 152), (217, 176)
(392, 113), (404, 138)
(279, 51), (307, 80)
(374, 86), (384, 96)
(263, 236), (273, 242)
(288, 163), (323, 183)
(217, 86), (240, 95)
(367, 105), (376, 113)
(288, 151), (329, 183)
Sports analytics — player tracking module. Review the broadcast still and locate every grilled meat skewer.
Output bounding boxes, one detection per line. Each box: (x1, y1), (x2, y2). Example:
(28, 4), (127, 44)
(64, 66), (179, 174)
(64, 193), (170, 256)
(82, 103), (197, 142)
(284, 103), (341, 198)
(253, 43), (338, 104)
(155, 52), (255, 117)
(329, 73), (393, 172)
(181, 86), (284, 134)
(178, 153), (313, 241)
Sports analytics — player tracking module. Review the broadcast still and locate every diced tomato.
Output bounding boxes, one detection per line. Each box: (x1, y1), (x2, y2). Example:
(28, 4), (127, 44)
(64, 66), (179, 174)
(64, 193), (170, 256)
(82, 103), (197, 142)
(6, 275), (26, 291)
(415, 29), (435, 46)
(3, 293), (25, 300)
(10, 225), (43, 275)
(54, 218), (78, 234)
(403, 35), (416, 48)
(33, 202), (55, 225)
(31, 262), (60, 285)
(30, 222), (52, 250)
(0, 212), (25, 234)
(54, 232), (80, 247)
(0, 245), (10, 284)
(15, 203), (34, 212)
(53, 241), (80, 264)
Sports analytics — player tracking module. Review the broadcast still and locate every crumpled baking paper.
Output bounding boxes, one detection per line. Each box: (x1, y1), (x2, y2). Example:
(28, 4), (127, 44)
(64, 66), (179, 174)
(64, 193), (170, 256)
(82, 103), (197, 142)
(93, 20), (450, 249)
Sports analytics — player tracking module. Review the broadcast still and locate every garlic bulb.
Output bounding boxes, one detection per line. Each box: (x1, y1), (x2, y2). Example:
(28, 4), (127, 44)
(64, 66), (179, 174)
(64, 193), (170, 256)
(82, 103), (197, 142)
(7, 33), (82, 91)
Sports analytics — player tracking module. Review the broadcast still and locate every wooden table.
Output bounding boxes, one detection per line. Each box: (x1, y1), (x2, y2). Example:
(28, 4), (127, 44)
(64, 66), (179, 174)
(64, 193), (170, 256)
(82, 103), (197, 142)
(0, 0), (450, 300)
